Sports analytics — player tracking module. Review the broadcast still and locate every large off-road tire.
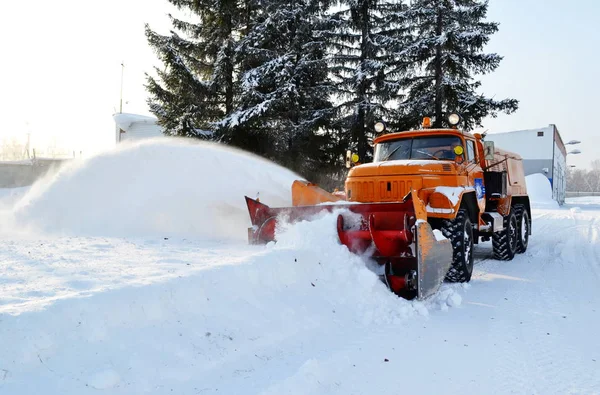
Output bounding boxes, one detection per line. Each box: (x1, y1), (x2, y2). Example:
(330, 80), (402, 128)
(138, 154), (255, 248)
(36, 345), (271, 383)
(514, 204), (530, 254)
(492, 208), (518, 261)
(441, 208), (474, 283)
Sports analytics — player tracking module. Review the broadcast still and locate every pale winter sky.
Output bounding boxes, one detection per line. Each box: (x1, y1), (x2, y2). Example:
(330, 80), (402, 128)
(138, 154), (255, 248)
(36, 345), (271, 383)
(0, 0), (598, 168)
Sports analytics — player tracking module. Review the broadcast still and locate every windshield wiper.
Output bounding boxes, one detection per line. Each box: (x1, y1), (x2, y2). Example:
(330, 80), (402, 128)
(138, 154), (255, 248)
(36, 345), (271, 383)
(382, 145), (406, 162)
(414, 149), (441, 160)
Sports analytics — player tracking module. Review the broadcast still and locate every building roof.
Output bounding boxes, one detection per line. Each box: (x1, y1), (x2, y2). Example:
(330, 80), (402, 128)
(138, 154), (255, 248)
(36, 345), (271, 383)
(489, 124), (565, 155)
(113, 113), (159, 132)
(488, 125), (554, 136)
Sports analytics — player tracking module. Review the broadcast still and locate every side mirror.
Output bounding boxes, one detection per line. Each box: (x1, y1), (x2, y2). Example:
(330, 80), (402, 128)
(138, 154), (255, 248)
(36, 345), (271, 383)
(345, 150), (359, 168)
(484, 141), (495, 160)
(453, 145), (465, 164)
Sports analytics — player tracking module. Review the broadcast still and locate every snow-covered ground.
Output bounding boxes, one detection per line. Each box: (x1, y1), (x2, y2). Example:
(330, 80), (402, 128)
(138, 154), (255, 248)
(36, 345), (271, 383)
(1, 139), (599, 394)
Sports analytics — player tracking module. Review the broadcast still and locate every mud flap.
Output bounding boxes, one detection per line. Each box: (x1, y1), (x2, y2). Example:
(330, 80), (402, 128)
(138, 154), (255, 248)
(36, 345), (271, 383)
(415, 221), (453, 299)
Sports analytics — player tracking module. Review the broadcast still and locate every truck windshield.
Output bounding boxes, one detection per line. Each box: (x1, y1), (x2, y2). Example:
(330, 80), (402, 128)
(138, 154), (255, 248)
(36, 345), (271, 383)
(373, 136), (464, 162)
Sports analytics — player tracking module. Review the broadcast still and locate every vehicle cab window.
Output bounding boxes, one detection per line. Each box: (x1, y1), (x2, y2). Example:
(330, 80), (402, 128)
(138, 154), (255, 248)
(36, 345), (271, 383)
(466, 140), (476, 162)
(374, 135), (465, 162)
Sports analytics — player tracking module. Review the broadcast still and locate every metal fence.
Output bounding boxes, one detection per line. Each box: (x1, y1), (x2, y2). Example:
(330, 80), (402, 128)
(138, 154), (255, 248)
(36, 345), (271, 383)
(0, 159), (71, 188)
(566, 191), (600, 198)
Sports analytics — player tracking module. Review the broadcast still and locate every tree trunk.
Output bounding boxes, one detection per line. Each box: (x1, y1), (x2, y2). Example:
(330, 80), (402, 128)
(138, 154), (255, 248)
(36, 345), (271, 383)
(356, 0), (370, 159)
(433, 2), (444, 128)
(223, 5), (234, 114)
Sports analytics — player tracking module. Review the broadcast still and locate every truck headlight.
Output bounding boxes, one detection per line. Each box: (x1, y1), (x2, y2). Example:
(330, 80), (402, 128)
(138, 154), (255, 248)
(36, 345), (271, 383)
(448, 113), (461, 126)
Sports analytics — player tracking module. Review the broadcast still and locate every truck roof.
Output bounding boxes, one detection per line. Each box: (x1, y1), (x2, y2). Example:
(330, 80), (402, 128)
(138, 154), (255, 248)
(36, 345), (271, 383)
(374, 128), (477, 144)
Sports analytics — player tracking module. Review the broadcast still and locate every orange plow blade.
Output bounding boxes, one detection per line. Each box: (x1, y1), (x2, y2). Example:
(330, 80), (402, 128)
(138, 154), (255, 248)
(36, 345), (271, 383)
(245, 191), (452, 300)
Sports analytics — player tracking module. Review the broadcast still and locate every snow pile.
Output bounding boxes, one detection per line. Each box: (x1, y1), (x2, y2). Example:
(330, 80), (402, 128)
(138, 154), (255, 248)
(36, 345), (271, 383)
(10, 138), (301, 240)
(272, 211), (431, 321)
(0, 210), (442, 394)
(3, 201), (600, 394)
(525, 173), (558, 209)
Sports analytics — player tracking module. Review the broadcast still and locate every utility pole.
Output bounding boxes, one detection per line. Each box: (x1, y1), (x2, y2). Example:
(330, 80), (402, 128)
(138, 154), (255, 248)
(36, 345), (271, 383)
(119, 61), (125, 113)
(25, 122), (31, 159)
(26, 132), (30, 159)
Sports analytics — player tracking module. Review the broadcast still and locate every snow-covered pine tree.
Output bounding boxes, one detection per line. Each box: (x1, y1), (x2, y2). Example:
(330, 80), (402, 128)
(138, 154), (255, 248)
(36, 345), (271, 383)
(219, 0), (336, 181)
(327, 0), (411, 161)
(145, 0), (240, 138)
(399, 0), (518, 130)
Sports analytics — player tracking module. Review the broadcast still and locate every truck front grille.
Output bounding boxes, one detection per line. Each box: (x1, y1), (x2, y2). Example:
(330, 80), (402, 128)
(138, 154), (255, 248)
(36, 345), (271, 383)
(346, 178), (418, 202)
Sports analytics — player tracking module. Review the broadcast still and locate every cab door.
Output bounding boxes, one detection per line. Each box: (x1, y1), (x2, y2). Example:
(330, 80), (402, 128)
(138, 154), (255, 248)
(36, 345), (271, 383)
(465, 139), (486, 213)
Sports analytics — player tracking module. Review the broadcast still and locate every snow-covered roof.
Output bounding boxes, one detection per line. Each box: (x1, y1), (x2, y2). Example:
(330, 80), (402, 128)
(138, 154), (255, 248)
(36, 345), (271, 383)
(113, 113), (159, 132)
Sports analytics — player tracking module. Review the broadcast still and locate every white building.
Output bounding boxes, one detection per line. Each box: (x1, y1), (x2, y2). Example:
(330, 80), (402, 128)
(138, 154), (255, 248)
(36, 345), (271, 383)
(487, 125), (567, 204)
(113, 113), (164, 143)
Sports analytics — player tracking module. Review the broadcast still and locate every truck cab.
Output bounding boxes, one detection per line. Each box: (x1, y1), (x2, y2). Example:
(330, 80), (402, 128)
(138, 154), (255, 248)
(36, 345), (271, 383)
(344, 117), (532, 282)
(346, 129), (486, 221)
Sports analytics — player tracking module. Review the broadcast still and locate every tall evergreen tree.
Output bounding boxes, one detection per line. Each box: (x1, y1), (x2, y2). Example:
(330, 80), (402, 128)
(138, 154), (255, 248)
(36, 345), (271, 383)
(399, 0), (518, 130)
(327, 0), (411, 161)
(219, 0), (336, 181)
(145, 0), (240, 137)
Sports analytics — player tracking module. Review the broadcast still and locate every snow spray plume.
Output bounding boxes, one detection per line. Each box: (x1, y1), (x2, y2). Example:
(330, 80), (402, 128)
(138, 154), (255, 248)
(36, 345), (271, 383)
(12, 138), (301, 239)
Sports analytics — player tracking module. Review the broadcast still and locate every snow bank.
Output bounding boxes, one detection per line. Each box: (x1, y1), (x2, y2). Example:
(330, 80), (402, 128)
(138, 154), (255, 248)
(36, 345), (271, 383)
(525, 173), (559, 209)
(9, 138), (301, 240)
(0, 211), (442, 393)
(3, 198), (600, 393)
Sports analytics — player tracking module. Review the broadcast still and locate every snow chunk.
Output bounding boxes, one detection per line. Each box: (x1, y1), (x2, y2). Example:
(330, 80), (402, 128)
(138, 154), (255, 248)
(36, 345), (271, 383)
(427, 285), (463, 311)
(88, 369), (121, 390)
(447, 291), (462, 307)
(434, 186), (475, 206)
(433, 229), (447, 241)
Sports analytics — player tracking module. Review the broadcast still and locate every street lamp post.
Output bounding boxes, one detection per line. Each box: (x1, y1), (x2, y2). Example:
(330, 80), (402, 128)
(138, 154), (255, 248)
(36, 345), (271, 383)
(564, 147), (582, 202)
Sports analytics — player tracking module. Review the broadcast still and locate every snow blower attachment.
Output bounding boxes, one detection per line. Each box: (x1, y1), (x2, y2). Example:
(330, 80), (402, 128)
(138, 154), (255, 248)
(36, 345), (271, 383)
(245, 190), (453, 300)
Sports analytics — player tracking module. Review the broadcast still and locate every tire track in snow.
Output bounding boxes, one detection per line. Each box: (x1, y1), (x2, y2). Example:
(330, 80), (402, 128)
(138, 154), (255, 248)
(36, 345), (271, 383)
(533, 212), (599, 394)
(483, 246), (545, 395)
(585, 216), (600, 280)
(487, 211), (600, 394)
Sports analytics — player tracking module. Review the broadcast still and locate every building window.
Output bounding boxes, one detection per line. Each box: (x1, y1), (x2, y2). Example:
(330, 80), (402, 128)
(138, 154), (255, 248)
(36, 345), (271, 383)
(537, 131), (544, 137)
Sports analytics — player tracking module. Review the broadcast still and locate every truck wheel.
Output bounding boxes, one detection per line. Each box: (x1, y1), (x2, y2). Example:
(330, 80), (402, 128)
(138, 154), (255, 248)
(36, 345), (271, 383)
(441, 208), (474, 283)
(492, 209), (518, 261)
(514, 204), (529, 253)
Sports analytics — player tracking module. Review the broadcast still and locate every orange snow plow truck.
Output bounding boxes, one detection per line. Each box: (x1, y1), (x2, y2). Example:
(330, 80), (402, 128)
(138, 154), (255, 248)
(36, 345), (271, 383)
(245, 115), (531, 300)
